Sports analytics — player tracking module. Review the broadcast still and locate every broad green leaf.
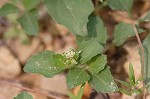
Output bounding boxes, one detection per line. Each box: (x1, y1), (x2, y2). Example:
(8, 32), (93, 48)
(0, 3), (19, 16)
(142, 34), (150, 92)
(24, 51), (67, 78)
(44, 0), (94, 36)
(119, 88), (131, 96)
(108, 0), (133, 13)
(87, 54), (107, 73)
(113, 22), (134, 46)
(23, 0), (41, 11)
(89, 66), (118, 93)
(52, 54), (66, 67)
(18, 10), (39, 35)
(141, 11), (150, 21)
(76, 15), (107, 45)
(9, 0), (21, 4)
(14, 91), (33, 99)
(67, 68), (90, 89)
(78, 41), (103, 64)
(115, 79), (131, 87)
(113, 22), (144, 46)
(129, 62), (135, 86)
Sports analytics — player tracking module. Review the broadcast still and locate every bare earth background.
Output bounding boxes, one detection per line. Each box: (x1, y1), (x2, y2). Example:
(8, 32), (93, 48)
(0, 0), (150, 99)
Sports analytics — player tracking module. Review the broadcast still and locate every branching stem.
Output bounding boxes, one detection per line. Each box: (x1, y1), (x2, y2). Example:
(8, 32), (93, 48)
(132, 25), (146, 99)
(106, 7), (147, 98)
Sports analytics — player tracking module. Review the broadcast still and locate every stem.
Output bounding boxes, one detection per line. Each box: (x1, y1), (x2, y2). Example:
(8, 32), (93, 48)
(114, 11), (135, 24)
(132, 25), (146, 99)
(0, 80), (68, 99)
(109, 9), (146, 98)
(132, 25), (145, 75)
(94, 0), (99, 15)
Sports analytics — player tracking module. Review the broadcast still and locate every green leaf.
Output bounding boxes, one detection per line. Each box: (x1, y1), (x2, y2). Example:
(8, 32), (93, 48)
(108, 0), (133, 13)
(52, 54), (66, 66)
(68, 84), (85, 99)
(44, 0), (94, 36)
(142, 34), (150, 92)
(141, 11), (150, 21)
(24, 51), (67, 78)
(137, 89), (142, 95)
(14, 91), (33, 99)
(0, 3), (19, 16)
(18, 10), (39, 35)
(113, 22), (134, 46)
(113, 22), (144, 46)
(129, 62), (135, 86)
(67, 68), (90, 89)
(76, 84), (85, 99)
(115, 79), (131, 87)
(135, 77), (143, 85)
(76, 15), (107, 45)
(68, 92), (75, 99)
(23, 0), (41, 11)
(131, 89), (142, 96)
(4, 27), (19, 39)
(119, 88), (131, 96)
(78, 41), (103, 64)
(9, 0), (21, 4)
(89, 66), (118, 93)
(87, 54), (107, 73)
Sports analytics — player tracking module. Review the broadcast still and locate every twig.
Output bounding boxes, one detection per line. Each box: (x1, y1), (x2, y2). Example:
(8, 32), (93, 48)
(109, 8), (146, 98)
(0, 80), (68, 99)
(132, 25), (146, 99)
(114, 11), (136, 24)
(139, 10), (150, 20)
(110, 9), (145, 78)
(132, 25), (145, 75)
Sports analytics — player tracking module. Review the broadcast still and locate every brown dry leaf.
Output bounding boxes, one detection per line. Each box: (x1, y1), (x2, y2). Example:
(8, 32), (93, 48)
(0, 81), (21, 99)
(122, 94), (135, 99)
(109, 92), (122, 99)
(0, 46), (21, 79)
(110, 11), (133, 24)
(41, 74), (68, 95)
(0, 0), (8, 7)
(123, 44), (141, 81)
(146, 95), (150, 99)
(18, 74), (42, 88)
(72, 82), (92, 99)
(18, 74), (47, 99)
(6, 38), (43, 64)
(39, 32), (53, 51)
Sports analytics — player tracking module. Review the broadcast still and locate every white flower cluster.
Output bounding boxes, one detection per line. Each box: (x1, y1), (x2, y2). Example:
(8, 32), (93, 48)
(64, 48), (76, 58)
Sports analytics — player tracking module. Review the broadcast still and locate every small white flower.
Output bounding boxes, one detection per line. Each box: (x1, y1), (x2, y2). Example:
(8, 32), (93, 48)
(64, 47), (76, 58)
